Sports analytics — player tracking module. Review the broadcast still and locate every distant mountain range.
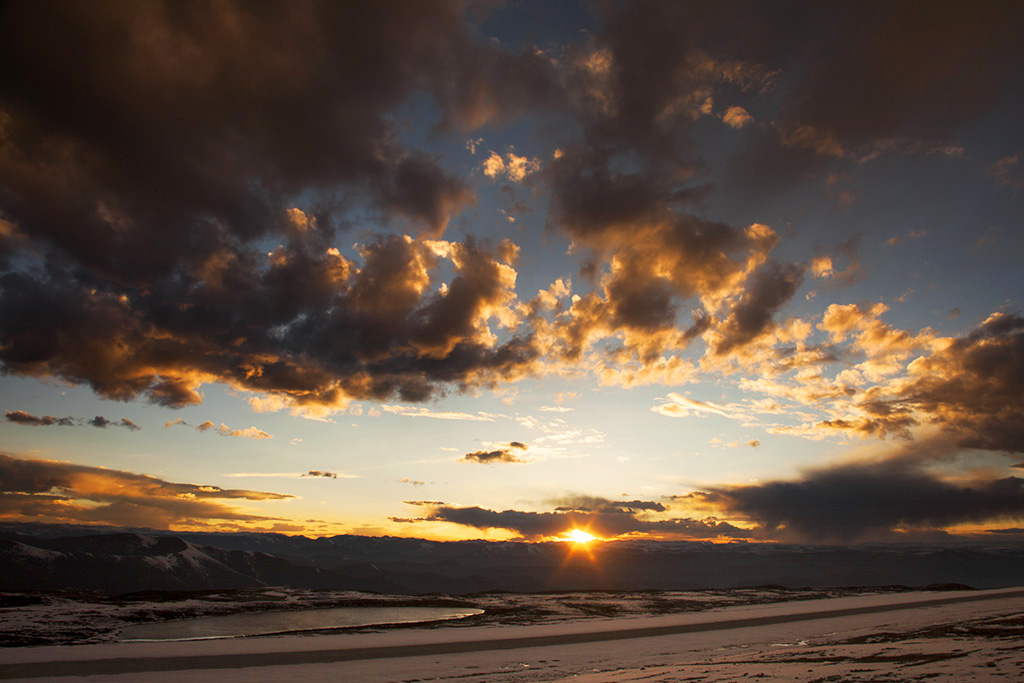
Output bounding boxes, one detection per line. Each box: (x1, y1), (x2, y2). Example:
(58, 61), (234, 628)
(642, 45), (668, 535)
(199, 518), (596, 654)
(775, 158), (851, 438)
(2, 522), (1023, 594)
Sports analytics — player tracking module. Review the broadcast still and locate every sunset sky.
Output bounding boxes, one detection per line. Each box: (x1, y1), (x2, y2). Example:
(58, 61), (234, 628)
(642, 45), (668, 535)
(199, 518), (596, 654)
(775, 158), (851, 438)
(1, 0), (1023, 544)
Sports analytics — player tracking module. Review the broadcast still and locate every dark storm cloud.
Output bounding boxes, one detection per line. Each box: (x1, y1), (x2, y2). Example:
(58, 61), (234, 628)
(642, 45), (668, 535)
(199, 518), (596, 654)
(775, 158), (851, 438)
(0, 1), (548, 411)
(0, 0), (481, 274)
(0, 232), (536, 409)
(6, 410), (139, 430)
(0, 453), (292, 529)
(460, 441), (529, 464)
(700, 459), (1024, 542)
(404, 496), (749, 540)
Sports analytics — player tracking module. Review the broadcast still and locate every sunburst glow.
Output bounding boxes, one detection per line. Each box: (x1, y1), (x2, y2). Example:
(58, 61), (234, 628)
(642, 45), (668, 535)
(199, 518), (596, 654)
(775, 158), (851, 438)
(566, 528), (598, 544)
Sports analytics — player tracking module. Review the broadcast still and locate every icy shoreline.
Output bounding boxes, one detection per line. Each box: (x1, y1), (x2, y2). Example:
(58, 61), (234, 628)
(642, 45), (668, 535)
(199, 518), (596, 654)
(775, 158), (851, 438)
(0, 585), (931, 647)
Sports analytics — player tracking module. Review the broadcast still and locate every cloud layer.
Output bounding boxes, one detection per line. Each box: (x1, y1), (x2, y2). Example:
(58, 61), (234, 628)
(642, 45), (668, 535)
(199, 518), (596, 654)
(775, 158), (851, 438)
(1, 1), (1022, 541)
(0, 453), (291, 529)
(400, 495), (750, 541)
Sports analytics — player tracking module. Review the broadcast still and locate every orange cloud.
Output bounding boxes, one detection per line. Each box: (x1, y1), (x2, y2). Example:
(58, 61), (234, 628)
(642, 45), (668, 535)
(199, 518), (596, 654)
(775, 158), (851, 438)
(166, 419), (272, 440)
(721, 106), (753, 128)
(0, 453), (293, 530)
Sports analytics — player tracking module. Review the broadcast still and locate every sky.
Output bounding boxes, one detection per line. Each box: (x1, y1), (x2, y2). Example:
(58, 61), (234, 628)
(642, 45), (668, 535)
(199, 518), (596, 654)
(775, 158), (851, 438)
(1, 0), (1023, 545)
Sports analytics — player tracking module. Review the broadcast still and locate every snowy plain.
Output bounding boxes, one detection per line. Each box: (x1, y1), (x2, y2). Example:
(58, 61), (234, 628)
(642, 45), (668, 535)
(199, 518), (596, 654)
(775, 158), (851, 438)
(2, 587), (1023, 682)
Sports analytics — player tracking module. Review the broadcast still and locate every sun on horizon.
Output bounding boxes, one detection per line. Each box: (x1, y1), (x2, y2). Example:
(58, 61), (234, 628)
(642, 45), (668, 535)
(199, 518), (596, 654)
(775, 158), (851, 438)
(564, 529), (599, 544)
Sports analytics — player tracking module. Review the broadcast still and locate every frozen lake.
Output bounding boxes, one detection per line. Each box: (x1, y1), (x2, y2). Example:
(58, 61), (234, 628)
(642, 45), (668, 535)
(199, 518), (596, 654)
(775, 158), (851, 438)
(118, 606), (484, 641)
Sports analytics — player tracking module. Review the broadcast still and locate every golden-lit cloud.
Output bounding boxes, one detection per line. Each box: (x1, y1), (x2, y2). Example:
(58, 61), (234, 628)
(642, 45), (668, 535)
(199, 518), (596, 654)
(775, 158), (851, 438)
(166, 418), (272, 440)
(482, 149), (542, 183)
(721, 106), (753, 128)
(0, 453), (293, 530)
(460, 441), (529, 464)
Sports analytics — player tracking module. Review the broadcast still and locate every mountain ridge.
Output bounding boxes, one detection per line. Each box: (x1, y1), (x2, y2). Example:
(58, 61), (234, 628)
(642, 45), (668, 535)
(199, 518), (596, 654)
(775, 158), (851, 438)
(3, 523), (1024, 594)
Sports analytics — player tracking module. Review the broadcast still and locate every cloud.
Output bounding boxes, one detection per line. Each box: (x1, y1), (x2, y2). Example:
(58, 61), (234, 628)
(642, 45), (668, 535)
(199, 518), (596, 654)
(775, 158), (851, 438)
(886, 229), (929, 247)
(224, 470), (358, 479)
(0, 2), (546, 414)
(214, 424), (272, 440)
(551, 495), (666, 514)
(538, 10), (805, 370)
(0, 453), (292, 530)
(720, 3), (1023, 196)
(166, 419), (272, 440)
(6, 410), (139, 430)
(760, 311), (1022, 453)
(652, 393), (744, 420)
(721, 106), (753, 129)
(707, 261), (804, 356)
(781, 3), (1024, 150)
(810, 256), (833, 278)
(460, 441), (529, 464)
(0, 0), (1020, 437)
(402, 495), (751, 541)
(381, 405), (497, 421)
(887, 312), (1024, 452)
(87, 416), (141, 431)
(698, 455), (1024, 542)
(482, 149), (542, 183)
(989, 153), (1023, 189)
(399, 477), (425, 486)
(0, 232), (537, 414)
(5, 411), (76, 427)
(0, 1), (482, 254)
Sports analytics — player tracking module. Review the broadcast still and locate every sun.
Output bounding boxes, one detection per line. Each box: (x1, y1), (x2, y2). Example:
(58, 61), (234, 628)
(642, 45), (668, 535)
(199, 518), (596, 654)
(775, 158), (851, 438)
(565, 528), (598, 544)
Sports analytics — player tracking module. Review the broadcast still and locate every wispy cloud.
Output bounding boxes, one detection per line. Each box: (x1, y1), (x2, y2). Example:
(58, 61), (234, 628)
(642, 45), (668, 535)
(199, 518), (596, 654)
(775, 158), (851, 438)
(224, 470), (359, 479)
(380, 405), (496, 421)
(652, 394), (745, 420)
